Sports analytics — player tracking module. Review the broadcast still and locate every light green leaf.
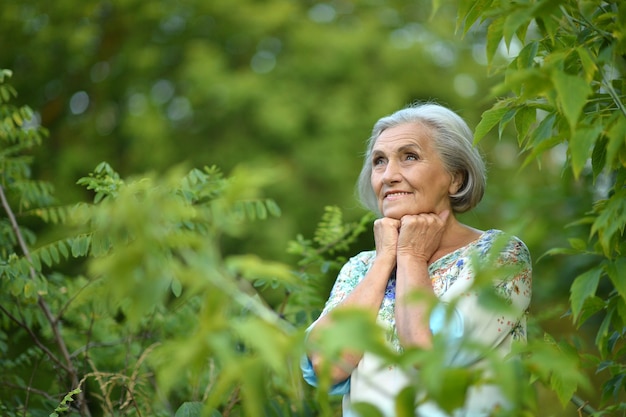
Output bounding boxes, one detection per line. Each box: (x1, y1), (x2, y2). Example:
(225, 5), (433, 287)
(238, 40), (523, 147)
(569, 267), (602, 322)
(568, 238), (587, 252)
(527, 112), (556, 150)
(474, 103), (510, 143)
(569, 125), (602, 179)
(174, 402), (203, 417)
(265, 199), (281, 217)
(516, 41), (538, 69)
(552, 69), (592, 131)
(24, 281), (36, 299)
(503, 7), (532, 50)
(606, 115), (626, 169)
(171, 278), (182, 297)
(514, 106), (536, 145)
(485, 17), (504, 67)
(576, 47), (597, 82)
(255, 200), (267, 220)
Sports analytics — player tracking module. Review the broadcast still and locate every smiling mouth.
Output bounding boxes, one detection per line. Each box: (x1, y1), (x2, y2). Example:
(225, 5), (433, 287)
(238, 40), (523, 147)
(384, 192), (412, 199)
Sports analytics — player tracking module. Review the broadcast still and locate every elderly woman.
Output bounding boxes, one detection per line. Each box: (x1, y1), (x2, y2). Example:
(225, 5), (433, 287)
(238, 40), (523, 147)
(300, 103), (532, 417)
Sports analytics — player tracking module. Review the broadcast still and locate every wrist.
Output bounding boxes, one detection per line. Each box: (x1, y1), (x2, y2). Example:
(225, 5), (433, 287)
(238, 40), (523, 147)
(396, 251), (429, 266)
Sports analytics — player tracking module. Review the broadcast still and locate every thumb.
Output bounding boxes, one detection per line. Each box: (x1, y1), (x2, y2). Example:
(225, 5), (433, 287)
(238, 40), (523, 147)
(438, 209), (451, 223)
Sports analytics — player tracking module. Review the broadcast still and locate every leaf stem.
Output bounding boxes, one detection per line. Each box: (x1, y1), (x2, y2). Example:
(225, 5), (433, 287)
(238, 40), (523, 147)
(0, 184), (91, 416)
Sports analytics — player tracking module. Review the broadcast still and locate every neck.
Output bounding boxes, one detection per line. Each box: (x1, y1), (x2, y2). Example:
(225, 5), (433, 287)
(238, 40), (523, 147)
(433, 215), (482, 261)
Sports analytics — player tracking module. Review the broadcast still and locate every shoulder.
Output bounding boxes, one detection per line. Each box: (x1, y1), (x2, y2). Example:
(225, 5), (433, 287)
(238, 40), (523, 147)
(479, 229), (532, 266)
(340, 250), (376, 272)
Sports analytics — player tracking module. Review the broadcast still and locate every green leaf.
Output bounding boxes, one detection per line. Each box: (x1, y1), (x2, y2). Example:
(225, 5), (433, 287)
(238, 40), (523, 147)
(569, 124), (603, 179)
(591, 188), (626, 256)
(174, 402), (203, 417)
(516, 41), (538, 69)
(474, 103), (510, 143)
(395, 385), (417, 417)
(607, 258), (626, 302)
(503, 6), (532, 50)
(171, 278), (182, 297)
(569, 267), (602, 322)
(568, 238), (587, 252)
(606, 115), (626, 169)
(265, 199), (281, 217)
(576, 47), (597, 83)
(551, 69), (592, 132)
(255, 200), (267, 220)
(485, 17), (504, 67)
(591, 135), (608, 180)
(514, 106), (536, 145)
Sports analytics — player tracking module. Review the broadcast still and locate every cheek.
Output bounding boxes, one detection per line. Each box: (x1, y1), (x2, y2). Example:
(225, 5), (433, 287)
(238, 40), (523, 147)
(370, 173), (379, 191)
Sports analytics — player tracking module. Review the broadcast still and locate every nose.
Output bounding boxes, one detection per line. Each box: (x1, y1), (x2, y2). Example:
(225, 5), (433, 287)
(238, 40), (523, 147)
(382, 159), (401, 184)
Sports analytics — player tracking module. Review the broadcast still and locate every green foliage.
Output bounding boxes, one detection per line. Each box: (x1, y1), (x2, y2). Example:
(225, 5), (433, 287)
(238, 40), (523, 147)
(463, 0), (626, 412)
(2, 0), (625, 415)
(50, 388), (82, 417)
(0, 71), (313, 416)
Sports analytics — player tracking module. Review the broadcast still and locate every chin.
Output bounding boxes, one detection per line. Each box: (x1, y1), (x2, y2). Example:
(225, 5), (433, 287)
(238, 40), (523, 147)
(381, 209), (409, 219)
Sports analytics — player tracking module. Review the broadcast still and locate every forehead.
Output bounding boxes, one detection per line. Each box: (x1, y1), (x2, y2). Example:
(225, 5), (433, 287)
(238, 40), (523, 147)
(373, 122), (434, 150)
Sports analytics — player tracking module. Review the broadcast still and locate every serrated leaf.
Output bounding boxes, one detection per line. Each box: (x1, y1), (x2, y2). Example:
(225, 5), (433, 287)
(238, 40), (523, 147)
(525, 112), (555, 151)
(550, 364), (579, 406)
(552, 70), (592, 131)
(591, 188), (626, 255)
(569, 267), (602, 322)
(503, 6), (532, 50)
(577, 296), (605, 327)
(570, 124), (602, 179)
(514, 106), (536, 145)
(474, 104), (510, 143)
(485, 17), (504, 67)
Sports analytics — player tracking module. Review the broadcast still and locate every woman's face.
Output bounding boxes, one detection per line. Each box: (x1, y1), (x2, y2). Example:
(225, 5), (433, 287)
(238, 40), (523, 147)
(370, 122), (459, 220)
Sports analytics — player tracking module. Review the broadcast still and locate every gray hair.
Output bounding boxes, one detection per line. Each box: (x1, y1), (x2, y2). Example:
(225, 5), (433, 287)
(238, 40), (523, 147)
(356, 103), (486, 215)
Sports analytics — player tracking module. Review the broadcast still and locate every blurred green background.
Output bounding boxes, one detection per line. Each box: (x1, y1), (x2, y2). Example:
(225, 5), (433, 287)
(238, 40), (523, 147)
(3, 0), (602, 412)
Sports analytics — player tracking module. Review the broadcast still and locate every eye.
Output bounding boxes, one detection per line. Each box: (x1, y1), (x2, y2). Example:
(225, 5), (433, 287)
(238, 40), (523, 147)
(406, 153), (419, 161)
(372, 155), (386, 166)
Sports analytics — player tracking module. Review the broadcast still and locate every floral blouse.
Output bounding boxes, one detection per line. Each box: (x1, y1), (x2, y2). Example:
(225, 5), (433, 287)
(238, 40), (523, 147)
(302, 229), (533, 417)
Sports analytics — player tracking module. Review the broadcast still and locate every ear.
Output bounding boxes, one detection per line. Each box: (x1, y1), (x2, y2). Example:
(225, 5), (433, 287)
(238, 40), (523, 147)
(448, 172), (463, 195)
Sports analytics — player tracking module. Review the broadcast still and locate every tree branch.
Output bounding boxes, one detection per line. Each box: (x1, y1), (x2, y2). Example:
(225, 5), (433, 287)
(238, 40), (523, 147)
(0, 184), (91, 416)
(0, 303), (70, 373)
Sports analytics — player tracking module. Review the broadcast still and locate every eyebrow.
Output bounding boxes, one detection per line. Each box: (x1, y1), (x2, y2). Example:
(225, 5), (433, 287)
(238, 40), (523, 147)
(371, 143), (422, 155)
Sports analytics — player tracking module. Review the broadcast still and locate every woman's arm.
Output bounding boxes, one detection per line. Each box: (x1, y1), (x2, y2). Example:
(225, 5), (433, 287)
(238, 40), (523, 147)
(306, 218), (400, 385)
(394, 212), (448, 348)
(307, 255), (394, 383)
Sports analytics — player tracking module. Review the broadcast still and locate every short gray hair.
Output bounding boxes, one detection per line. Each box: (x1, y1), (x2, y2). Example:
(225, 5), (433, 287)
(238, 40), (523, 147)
(356, 102), (486, 215)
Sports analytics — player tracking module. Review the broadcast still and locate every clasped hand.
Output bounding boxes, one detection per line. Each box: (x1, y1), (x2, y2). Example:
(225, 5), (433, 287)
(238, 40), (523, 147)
(374, 210), (450, 264)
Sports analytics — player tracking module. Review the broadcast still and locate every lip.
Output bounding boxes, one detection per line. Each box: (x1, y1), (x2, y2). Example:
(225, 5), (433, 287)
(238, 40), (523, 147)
(384, 191), (413, 200)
